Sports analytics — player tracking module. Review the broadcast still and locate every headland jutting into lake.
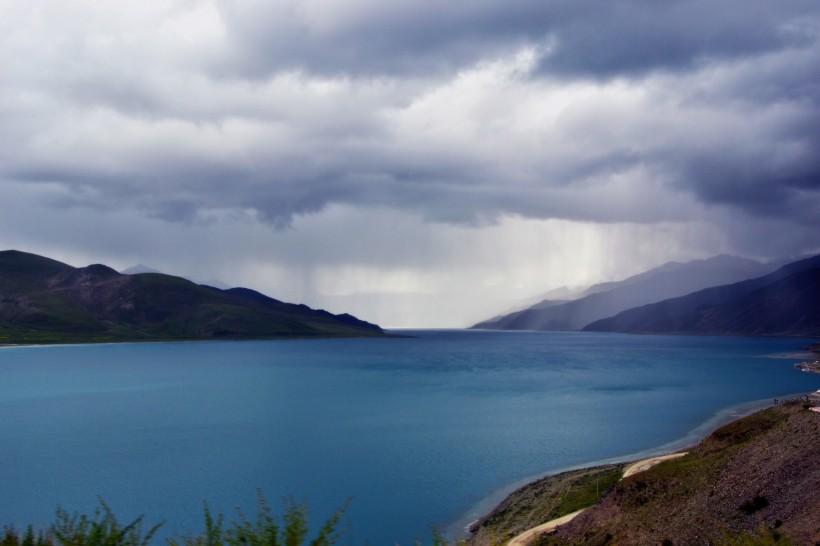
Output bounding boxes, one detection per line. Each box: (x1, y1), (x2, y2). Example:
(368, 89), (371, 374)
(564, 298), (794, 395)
(462, 390), (820, 546)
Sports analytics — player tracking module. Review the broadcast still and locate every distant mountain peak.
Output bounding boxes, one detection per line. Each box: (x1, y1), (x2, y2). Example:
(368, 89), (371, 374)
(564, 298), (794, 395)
(121, 264), (163, 275)
(83, 264), (120, 276)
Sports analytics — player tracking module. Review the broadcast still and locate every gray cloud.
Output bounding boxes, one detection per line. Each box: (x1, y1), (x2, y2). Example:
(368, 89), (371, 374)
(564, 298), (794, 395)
(1, 0), (819, 283)
(675, 145), (820, 224)
(212, 0), (556, 78)
(536, 0), (817, 78)
(211, 0), (818, 79)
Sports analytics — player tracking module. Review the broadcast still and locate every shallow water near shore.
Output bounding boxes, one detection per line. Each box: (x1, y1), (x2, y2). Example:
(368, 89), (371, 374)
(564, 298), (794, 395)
(1, 330), (818, 545)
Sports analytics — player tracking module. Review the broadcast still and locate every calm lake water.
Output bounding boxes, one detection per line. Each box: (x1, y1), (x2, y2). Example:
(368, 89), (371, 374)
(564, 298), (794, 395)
(1, 330), (818, 544)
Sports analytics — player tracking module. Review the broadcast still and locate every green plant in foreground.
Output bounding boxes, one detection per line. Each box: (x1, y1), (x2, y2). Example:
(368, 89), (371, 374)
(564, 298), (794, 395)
(4, 494), (465, 546)
(51, 499), (162, 546)
(169, 492), (350, 546)
(2, 525), (52, 546)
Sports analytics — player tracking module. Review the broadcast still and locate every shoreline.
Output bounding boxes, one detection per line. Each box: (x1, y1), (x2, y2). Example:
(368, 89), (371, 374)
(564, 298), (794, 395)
(0, 333), (408, 351)
(446, 391), (807, 542)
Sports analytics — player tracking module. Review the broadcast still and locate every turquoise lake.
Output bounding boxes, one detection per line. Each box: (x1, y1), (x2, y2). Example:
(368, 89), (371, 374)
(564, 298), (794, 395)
(1, 330), (818, 545)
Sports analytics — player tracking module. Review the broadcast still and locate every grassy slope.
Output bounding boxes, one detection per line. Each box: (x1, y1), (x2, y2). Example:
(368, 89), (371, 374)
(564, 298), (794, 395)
(467, 464), (626, 546)
(535, 400), (820, 545)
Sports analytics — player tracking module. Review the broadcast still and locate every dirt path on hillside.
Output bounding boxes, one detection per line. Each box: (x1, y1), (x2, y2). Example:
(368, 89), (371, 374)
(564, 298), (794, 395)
(506, 509), (587, 546)
(506, 452), (688, 546)
(621, 452), (688, 479)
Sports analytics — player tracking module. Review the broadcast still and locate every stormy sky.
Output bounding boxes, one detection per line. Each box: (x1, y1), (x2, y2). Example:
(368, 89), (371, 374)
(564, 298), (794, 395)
(1, 0), (819, 327)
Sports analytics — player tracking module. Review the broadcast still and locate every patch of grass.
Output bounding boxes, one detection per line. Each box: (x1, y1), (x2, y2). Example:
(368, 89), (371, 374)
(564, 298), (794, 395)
(0, 328), (119, 345)
(703, 409), (787, 452)
(468, 464), (628, 546)
(554, 468), (622, 517)
(615, 453), (714, 511)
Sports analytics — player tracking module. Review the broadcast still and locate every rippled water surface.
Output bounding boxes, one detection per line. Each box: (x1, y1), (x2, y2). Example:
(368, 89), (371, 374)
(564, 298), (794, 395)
(1, 330), (818, 544)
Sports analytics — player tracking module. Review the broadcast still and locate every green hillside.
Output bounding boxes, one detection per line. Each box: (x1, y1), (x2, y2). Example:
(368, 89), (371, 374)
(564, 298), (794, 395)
(0, 250), (384, 344)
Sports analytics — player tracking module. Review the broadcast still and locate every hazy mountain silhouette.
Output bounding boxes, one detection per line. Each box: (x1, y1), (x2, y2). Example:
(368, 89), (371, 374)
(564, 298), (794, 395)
(472, 255), (778, 331)
(121, 264), (163, 275)
(584, 254), (820, 337)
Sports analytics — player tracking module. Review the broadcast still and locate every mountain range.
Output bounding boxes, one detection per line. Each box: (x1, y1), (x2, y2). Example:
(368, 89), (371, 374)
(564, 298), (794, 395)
(4, 248), (818, 342)
(473, 254), (820, 337)
(0, 250), (384, 344)
(585, 254), (820, 337)
(472, 255), (780, 331)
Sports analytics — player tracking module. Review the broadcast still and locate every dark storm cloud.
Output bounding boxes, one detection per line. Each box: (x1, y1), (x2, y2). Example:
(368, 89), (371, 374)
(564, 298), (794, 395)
(677, 152), (820, 224)
(212, 0), (562, 77)
(2, 0), (820, 249)
(534, 0), (817, 78)
(213, 0), (817, 79)
(657, 38), (820, 225)
(200, 0), (820, 235)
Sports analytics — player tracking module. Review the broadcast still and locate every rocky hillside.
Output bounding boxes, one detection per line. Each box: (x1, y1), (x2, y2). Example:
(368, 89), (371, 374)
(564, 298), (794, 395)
(0, 250), (384, 343)
(531, 399), (820, 545)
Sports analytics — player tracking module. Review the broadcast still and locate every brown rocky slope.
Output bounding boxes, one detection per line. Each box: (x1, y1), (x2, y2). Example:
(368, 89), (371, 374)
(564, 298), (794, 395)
(536, 399), (820, 545)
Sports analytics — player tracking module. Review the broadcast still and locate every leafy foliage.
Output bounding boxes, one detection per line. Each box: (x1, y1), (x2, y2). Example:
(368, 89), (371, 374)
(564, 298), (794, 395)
(51, 499), (162, 546)
(2, 526), (52, 546)
(3, 494), (358, 546)
(168, 492), (349, 546)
